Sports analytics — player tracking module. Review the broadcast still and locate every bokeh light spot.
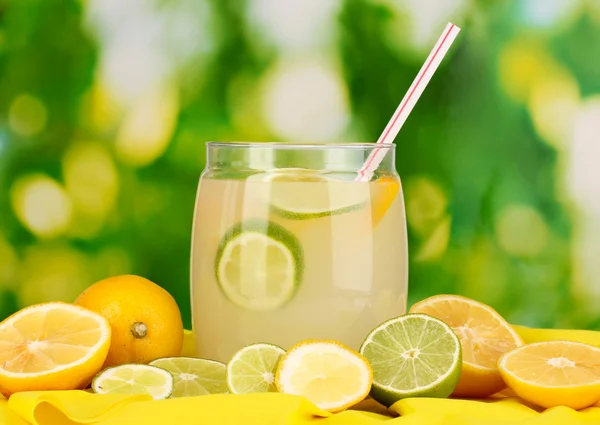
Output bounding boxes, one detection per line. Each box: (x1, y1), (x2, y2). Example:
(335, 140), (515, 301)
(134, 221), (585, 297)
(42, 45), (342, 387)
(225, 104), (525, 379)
(498, 40), (554, 103)
(527, 65), (580, 150)
(567, 97), (600, 215)
(81, 83), (124, 133)
(8, 94), (48, 137)
(572, 219), (600, 303)
(62, 142), (119, 238)
(460, 237), (509, 307)
(415, 214), (451, 262)
(18, 245), (91, 306)
(248, 0), (340, 51)
(404, 176), (448, 238)
(0, 233), (19, 291)
(400, 0), (468, 52)
(261, 59), (350, 142)
(520, 0), (581, 29)
(10, 174), (73, 239)
(115, 84), (179, 167)
(92, 247), (133, 279)
(495, 204), (549, 258)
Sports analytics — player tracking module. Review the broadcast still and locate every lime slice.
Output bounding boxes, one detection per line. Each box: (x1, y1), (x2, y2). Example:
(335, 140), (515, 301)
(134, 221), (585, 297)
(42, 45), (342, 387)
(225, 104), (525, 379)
(226, 343), (286, 394)
(359, 313), (462, 407)
(149, 357), (228, 397)
(215, 219), (304, 311)
(252, 168), (369, 220)
(92, 364), (174, 400)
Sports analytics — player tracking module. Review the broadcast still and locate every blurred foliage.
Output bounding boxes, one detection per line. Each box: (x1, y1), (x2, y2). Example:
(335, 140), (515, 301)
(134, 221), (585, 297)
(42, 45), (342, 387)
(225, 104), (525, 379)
(1, 0), (600, 330)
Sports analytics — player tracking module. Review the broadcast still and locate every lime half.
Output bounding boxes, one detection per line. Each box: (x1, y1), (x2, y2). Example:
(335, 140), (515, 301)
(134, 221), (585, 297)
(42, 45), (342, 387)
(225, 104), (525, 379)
(149, 357), (228, 397)
(359, 313), (462, 407)
(92, 364), (174, 400)
(226, 343), (286, 394)
(252, 168), (369, 220)
(215, 220), (303, 311)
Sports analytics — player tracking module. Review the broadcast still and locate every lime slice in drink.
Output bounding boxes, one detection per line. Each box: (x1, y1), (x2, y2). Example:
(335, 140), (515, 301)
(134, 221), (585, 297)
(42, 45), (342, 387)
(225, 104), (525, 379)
(149, 357), (228, 397)
(359, 313), (462, 407)
(252, 168), (369, 220)
(226, 343), (286, 394)
(215, 219), (304, 311)
(92, 364), (174, 400)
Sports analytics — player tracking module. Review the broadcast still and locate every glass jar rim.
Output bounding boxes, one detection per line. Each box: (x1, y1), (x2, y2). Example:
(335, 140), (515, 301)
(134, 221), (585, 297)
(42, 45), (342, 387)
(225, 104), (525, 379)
(206, 141), (395, 150)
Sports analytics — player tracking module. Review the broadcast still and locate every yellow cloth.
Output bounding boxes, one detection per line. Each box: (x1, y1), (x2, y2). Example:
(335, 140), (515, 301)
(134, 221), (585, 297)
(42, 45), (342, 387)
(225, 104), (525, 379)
(2, 391), (600, 425)
(2, 324), (600, 424)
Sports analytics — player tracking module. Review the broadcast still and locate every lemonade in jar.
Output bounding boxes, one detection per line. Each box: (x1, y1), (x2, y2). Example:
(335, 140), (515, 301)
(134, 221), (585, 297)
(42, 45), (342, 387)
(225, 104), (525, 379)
(191, 142), (408, 362)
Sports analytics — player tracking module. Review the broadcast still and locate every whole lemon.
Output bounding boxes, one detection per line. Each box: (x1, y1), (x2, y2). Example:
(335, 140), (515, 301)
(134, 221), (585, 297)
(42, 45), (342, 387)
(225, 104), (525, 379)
(74, 274), (184, 367)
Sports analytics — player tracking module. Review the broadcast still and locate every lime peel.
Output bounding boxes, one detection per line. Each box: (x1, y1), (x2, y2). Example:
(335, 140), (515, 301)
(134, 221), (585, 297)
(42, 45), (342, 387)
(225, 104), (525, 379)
(359, 313), (462, 407)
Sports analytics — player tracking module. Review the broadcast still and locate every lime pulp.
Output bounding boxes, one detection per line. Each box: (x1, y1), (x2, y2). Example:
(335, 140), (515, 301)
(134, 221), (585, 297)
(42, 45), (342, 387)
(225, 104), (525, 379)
(215, 219), (304, 311)
(359, 313), (462, 406)
(226, 343), (286, 394)
(149, 357), (228, 397)
(250, 168), (369, 220)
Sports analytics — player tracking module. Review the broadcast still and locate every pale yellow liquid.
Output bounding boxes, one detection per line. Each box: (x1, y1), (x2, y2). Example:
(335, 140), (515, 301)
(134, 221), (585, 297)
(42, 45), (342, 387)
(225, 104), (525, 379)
(191, 176), (408, 362)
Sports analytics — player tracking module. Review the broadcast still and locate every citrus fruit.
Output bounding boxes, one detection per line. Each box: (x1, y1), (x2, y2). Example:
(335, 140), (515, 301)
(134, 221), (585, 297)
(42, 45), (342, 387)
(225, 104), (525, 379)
(409, 294), (524, 397)
(74, 275), (184, 367)
(275, 340), (372, 413)
(226, 343), (286, 394)
(359, 313), (462, 406)
(92, 364), (174, 400)
(254, 168), (369, 220)
(370, 176), (400, 227)
(215, 220), (304, 311)
(149, 357), (228, 397)
(498, 341), (600, 409)
(0, 302), (111, 396)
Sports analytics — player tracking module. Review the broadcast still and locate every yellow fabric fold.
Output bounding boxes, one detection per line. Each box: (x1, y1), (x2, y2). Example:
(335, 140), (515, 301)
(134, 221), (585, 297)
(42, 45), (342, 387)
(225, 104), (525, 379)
(2, 323), (600, 424)
(2, 391), (600, 425)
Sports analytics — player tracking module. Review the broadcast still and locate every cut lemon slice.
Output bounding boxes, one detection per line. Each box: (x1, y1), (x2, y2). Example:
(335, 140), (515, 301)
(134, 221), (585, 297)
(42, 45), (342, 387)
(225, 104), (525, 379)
(498, 341), (600, 409)
(226, 343), (285, 394)
(409, 294), (524, 397)
(252, 168), (369, 220)
(275, 340), (372, 413)
(215, 220), (303, 311)
(92, 364), (174, 400)
(370, 176), (400, 227)
(0, 302), (111, 396)
(149, 357), (228, 397)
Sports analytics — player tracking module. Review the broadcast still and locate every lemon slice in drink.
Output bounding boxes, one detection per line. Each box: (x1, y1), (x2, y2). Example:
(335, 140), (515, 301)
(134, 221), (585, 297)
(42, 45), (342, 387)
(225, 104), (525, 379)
(215, 219), (304, 311)
(92, 364), (174, 400)
(149, 357), (228, 397)
(359, 314), (462, 407)
(226, 343), (286, 394)
(253, 168), (369, 220)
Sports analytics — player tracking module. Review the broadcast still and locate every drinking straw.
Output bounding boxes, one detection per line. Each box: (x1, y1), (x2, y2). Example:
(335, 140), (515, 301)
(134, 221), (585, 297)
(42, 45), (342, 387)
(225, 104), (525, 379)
(355, 22), (461, 182)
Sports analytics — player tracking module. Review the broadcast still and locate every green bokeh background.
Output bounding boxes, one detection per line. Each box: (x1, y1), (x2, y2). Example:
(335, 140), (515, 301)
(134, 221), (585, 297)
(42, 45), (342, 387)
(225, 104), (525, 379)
(1, 0), (599, 330)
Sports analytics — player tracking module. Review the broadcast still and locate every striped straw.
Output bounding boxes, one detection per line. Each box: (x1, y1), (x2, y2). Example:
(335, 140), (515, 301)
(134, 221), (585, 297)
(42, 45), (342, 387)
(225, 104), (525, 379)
(355, 22), (461, 182)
